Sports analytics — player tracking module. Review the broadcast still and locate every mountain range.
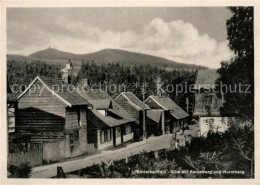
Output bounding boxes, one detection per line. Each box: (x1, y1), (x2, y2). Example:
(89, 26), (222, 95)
(7, 48), (207, 72)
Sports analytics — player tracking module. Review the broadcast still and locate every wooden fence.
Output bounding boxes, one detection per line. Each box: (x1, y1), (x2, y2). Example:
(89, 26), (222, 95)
(8, 148), (43, 166)
(43, 140), (66, 163)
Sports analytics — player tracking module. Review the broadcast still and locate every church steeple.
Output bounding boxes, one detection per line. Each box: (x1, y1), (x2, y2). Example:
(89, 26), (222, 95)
(66, 58), (73, 70)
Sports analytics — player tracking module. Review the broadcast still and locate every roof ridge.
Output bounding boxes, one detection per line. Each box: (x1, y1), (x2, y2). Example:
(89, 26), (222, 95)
(121, 92), (149, 110)
(17, 76), (72, 106)
(38, 76), (63, 80)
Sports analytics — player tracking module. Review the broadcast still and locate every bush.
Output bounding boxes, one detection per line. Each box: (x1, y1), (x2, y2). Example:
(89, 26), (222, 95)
(8, 162), (32, 178)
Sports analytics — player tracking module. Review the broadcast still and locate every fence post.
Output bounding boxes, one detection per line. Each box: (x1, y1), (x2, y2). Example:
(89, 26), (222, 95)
(57, 166), (66, 178)
(197, 131), (201, 137)
(154, 150), (159, 159)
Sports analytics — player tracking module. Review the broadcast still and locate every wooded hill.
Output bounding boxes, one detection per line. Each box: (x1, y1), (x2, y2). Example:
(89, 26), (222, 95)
(8, 48), (207, 73)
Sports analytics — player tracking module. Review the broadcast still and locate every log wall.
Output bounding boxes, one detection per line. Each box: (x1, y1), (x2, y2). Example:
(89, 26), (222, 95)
(17, 80), (66, 142)
(64, 107), (88, 158)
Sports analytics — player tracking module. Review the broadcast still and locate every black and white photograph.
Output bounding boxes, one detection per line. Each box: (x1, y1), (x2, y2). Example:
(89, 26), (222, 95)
(1, 1), (258, 183)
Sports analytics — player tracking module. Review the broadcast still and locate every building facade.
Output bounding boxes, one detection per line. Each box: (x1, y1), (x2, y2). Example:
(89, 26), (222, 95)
(193, 69), (229, 136)
(16, 76), (90, 161)
(144, 95), (189, 136)
(115, 92), (150, 140)
(78, 90), (136, 151)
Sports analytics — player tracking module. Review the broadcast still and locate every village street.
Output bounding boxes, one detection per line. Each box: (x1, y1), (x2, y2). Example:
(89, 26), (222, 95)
(4, 6), (254, 181)
(31, 134), (174, 178)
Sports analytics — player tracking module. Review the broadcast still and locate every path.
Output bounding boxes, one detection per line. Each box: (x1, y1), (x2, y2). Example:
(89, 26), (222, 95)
(31, 134), (173, 178)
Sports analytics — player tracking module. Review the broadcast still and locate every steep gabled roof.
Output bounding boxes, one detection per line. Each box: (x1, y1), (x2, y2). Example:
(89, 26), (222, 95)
(78, 90), (135, 128)
(195, 69), (219, 90)
(144, 96), (174, 110)
(17, 76), (89, 106)
(92, 99), (112, 110)
(79, 90), (112, 100)
(145, 95), (189, 119)
(89, 109), (134, 128)
(147, 110), (163, 123)
(115, 92), (150, 110)
(170, 107), (189, 119)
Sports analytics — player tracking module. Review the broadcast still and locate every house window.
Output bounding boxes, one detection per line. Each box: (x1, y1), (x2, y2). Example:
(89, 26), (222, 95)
(70, 130), (79, 144)
(124, 124), (132, 135)
(104, 130), (107, 142)
(100, 129), (111, 144)
(97, 109), (107, 116)
(70, 145), (74, 153)
(77, 109), (81, 126)
(107, 129), (111, 142)
(74, 130), (79, 141)
(70, 133), (74, 144)
(100, 130), (105, 144)
(104, 129), (111, 142)
(116, 127), (121, 138)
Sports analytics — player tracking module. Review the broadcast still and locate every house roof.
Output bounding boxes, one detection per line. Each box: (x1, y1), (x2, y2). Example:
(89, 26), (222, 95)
(195, 69), (219, 90)
(147, 110), (162, 123)
(145, 95), (189, 119)
(79, 90), (112, 100)
(17, 76), (90, 106)
(89, 109), (134, 128)
(145, 96), (174, 110)
(116, 92), (150, 110)
(78, 90), (136, 128)
(92, 99), (111, 110)
(170, 107), (189, 119)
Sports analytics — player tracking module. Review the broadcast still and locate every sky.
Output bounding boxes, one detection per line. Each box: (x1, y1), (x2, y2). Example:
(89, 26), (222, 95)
(7, 7), (235, 68)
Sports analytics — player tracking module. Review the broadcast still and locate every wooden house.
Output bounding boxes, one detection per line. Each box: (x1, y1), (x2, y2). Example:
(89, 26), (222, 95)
(115, 92), (150, 140)
(16, 76), (91, 161)
(193, 69), (223, 116)
(78, 90), (136, 150)
(144, 95), (189, 136)
(7, 81), (31, 153)
(7, 81), (17, 133)
(193, 69), (230, 136)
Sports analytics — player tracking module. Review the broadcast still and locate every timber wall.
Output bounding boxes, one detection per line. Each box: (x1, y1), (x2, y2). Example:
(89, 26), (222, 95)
(65, 107), (88, 158)
(8, 148), (43, 166)
(17, 80), (66, 142)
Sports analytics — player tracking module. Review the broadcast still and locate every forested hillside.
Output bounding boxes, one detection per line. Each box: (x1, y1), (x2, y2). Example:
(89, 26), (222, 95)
(7, 60), (62, 95)
(7, 59), (196, 110)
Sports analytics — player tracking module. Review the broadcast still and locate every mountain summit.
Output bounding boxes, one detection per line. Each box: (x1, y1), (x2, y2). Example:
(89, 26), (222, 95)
(8, 48), (207, 70)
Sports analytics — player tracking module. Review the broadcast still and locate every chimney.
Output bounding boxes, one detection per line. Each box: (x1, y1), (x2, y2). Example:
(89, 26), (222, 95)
(156, 76), (162, 97)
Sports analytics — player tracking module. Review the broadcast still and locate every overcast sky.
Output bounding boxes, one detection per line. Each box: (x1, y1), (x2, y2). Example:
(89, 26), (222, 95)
(7, 7), (235, 68)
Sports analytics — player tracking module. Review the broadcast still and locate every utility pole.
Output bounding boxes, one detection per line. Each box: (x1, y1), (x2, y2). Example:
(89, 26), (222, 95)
(186, 97), (189, 113)
(141, 86), (147, 140)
